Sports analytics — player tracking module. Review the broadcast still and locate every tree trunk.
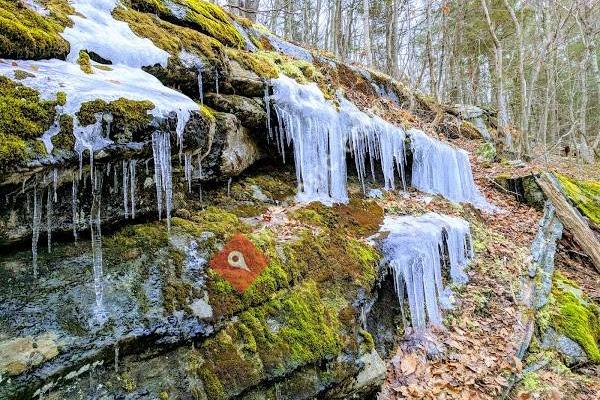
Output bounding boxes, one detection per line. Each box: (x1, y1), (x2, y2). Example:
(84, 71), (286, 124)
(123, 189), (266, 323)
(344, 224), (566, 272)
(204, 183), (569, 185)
(536, 173), (600, 274)
(481, 0), (511, 150)
(363, 0), (372, 66)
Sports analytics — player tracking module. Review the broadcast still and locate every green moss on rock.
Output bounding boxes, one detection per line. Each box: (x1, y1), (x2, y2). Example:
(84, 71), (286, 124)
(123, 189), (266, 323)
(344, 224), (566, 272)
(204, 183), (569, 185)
(0, 76), (62, 169)
(191, 281), (342, 399)
(0, 0), (72, 60)
(551, 272), (600, 362)
(77, 50), (93, 74)
(557, 173), (600, 226)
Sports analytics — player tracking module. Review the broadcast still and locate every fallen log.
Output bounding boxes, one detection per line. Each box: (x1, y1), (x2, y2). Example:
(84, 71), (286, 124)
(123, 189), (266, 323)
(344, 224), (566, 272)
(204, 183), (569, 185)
(536, 172), (600, 274)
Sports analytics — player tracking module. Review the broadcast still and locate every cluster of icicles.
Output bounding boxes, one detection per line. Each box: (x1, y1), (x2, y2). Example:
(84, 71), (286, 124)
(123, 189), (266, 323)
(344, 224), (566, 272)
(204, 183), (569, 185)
(269, 76), (493, 210)
(380, 213), (474, 330)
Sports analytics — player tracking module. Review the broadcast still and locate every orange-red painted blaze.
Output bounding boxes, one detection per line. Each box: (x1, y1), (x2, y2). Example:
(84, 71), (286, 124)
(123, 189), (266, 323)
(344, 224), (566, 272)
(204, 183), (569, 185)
(209, 234), (269, 293)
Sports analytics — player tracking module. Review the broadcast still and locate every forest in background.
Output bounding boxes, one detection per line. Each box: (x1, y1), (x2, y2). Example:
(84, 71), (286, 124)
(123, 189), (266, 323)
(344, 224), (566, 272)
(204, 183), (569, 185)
(218, 0), (600, 163)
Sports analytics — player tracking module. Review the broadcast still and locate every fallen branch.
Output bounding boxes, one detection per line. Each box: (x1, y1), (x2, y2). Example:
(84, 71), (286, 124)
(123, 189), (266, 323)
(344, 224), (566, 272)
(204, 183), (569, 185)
(536, 172), (600, 274)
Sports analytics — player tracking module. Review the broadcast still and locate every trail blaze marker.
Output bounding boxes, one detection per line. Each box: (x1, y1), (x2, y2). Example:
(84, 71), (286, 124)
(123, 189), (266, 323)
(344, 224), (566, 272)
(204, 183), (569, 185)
(209, 234), (268, 293)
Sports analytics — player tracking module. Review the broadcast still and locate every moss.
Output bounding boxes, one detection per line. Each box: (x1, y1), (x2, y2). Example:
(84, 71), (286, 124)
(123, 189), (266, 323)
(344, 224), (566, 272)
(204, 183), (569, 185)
(193, 281), (342, 398)
(50, 114), (74, 152)
(77, 50), (93, 74)
(176, 0), (245, 48)
(556, 173), (600, 226)
(173, 206), (248, 240)
(13, 69), (35, 80)
(225, 48), (279, 79)
(56, 91), (67, 106)
(0, 76), (61, 169)
(476, 142), (496, 162)
(300, 198), (384, 237)
(200, 104), (217, 121)
(551, 272), (600, 362)
(105, 222), (169, 257)
(113, 4), (225, 63)
(0, 0), (71, 60)
(119, 372), (137, 392)
(127, 0), (244, 48)
(76, 98), (154, 140)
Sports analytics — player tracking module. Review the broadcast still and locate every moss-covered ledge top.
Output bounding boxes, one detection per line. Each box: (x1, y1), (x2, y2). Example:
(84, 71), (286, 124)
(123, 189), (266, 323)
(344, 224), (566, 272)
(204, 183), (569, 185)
(557, 173), (600, 227)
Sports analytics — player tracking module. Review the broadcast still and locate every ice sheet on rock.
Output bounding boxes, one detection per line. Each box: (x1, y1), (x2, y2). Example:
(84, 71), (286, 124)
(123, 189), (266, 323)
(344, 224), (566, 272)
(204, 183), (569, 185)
(165, 0), (187, 19)
(409, 128), (495, 211)
(24, 0), (49, 15)
(260, 32), (314, 62)
(62, 0), (169, 68)
(0, 59), (198, 153)
(179, 50), (205, 105)
(233, 21), (258, 52)
(380, 213), (474, 330)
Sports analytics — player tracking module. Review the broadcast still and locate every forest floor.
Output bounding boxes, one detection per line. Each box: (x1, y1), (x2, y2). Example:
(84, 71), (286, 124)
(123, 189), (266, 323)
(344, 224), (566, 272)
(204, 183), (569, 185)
(377, 139), (600, 400)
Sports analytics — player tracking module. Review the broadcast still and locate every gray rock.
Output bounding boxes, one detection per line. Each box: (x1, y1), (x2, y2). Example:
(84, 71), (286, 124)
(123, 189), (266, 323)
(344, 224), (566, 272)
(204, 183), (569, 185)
(541, 327), (588, 366)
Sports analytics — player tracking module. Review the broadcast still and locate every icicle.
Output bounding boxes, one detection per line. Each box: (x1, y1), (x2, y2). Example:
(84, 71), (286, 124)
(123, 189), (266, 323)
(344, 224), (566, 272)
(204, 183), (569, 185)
(152, 132), (173, 232)
(31, 184), (42, 278)
(123, 160), (129, 219)
(409, 129), (495, 211)
(227, 177), (232, 197)
(264, 84), (272, 138)
(198, 156), (203, 202)
(72, 174), (78, 241)
(90, 168), (107, 324)
(380, 213), (474, 331)
(46, 187), (52, 253)
(130, 159), (137, 219)
(184, 152), (193, 193)
(52, 169), (58, 202)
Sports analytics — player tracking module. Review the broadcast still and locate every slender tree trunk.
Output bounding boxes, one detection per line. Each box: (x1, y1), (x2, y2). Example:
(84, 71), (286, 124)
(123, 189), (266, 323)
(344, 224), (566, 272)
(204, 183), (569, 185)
(502, 0), (528, 157)
(481, 0), (511, 150)
(363, 0), (372, 66)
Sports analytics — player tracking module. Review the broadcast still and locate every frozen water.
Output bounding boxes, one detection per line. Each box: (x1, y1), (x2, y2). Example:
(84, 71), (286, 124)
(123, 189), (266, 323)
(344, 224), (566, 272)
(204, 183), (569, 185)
(380, 213), (473, 330)
(31, 185), (42, 278)
(24, 0), (49, 15)
(72, 174), (79, 241)
(62, 0), (169, 68)
(0, 60), (198, 153)
(179, 50), (205, 105)
(129, 159), (137, 219)
(232, 21), (258, 52)
(40, 110), (62, 154)
(272, 76), (347, 203)
(90, 169), (107, 324)
(184, 152), (193, 193)
(152, 132), (173, 232)
(123, 160), (129, 219)
(409, 129), (494, 210)
(270, 77), (494, 210)
(46, 187), (52, 253)
(264, 85), (272, 137)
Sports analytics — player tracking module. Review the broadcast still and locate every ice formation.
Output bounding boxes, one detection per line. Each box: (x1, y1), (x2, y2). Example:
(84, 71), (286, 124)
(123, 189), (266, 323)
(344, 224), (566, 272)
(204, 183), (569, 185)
(90, 169), (107, 323)
(380, 213), (473, 330)
(62, 0), (169, 68)
(184, 152), (193, 193)
(46, 187), (52, 253)
(31, 185), (42, 278)
(409, 129), (492, 210)
(72, 175), (79, 241)
(152, 132), (174, 231)
(270, 76), (493, 210)
(272, 76), (348, 203)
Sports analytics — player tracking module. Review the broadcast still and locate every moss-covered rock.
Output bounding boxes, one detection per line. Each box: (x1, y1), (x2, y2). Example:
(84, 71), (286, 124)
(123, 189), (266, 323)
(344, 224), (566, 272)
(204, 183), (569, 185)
(76, 97), (155, 142)
(77, 50), (93, 74)
(0, 0), (72, 60)
(127, 0), (244, 48)
(557, 173), (600, 227)
(550, 272), (600, 362)
(188, 281), (342, 399)
(0, 76), (62, 170)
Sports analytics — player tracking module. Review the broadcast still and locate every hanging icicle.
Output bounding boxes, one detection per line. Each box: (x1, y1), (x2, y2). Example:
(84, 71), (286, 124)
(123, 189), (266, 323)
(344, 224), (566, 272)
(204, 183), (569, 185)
(90, 167), (107, 324)
(130, 159), (137, 219)
(123, 159), (129, 219)
(31, 183), (42, 278)
(264, 84), (272, 138)
(152, 131), (173, 232)
(46, 187), (52, 253)
(184, 152), (193, 193)
(380, 213), (474, 331)
(72, 173), (78, 241)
